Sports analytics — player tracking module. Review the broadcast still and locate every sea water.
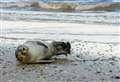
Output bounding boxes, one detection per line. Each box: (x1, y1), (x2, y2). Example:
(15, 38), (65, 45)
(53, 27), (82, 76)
(0, 0), (120, 25)
(0, 0), (120, 42)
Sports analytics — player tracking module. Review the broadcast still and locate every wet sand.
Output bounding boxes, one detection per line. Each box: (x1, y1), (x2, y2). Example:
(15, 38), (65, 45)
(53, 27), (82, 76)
(0, 38), (120, 82)
(1, 20), (119, 43)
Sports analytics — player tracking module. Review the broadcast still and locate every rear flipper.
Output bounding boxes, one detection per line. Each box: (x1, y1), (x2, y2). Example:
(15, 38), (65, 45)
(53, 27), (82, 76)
(34, 59), (55, 64)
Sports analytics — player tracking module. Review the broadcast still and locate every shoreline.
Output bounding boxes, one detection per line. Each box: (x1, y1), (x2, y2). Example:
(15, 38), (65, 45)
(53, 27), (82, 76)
(1, 20), (118, 31)
(1, 20), (119, 43)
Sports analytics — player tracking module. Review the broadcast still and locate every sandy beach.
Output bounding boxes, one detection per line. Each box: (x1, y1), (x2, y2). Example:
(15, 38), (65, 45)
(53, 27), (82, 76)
(0, 20), (120, 82)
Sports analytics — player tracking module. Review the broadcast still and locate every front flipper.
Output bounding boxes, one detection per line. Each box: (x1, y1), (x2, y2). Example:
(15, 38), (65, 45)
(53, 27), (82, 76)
(35, 59), (55, 64)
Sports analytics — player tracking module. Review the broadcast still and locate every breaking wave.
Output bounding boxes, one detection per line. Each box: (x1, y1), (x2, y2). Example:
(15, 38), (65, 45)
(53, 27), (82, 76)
(0, 1), (120, 25)
(0, 1), (120, 12)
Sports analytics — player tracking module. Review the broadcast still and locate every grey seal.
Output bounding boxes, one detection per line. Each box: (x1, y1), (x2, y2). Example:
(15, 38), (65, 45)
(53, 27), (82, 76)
(15, 41), (71, 63)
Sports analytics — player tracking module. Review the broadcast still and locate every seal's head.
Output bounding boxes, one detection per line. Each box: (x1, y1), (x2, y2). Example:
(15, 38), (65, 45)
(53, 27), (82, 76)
(15, 45), (31, 63)
(52, 41), (71, 56)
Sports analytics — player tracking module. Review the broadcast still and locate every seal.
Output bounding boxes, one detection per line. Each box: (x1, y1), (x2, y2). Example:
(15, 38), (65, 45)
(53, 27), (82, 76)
(15, 41), (71, 63)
